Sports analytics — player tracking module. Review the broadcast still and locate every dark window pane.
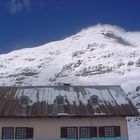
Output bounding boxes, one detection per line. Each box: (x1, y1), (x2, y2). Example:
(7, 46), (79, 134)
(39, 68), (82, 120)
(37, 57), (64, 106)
(21, 98), (28, 105)
(56, 96), (64, 104)
(2, 127), (14, 139)
(61, 127), (67, 138)
(57, 105), (64, 113)
(90, 95), (98, 105)
(115, 126), (121, 137)
(55, 96), (64, 114)
(80, 127), (90, 138)
(67, 127), (78, 138)
(20, 96), (29, 106)
(79, 127), (97, 138)
(15, 127), (26, 139)
(26, 128), (33, 138)
(90, 127), (97, 137)
(104, 126), (115, 137)
(99, 127), (105, 137)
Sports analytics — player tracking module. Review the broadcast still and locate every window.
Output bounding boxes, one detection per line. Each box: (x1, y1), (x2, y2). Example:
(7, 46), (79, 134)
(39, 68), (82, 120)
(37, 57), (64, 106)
(61, 127), (97, 138)
(80, 127), (90, 138)
(2, 127), (14, 139)
(104, 127), (115, 137)
(67, 127), (78, 138)
(15, 127), (33, 139)
(90, 95), (99, 105)
(99, 126), (121, 137)
(15, 128), (26, 139)
(2, 127), (33, 139)
(55, 95), (64, 114)
(61, 127), (78, 138)
(20, 96), (29, 106)
(56, 95), (64, 104)
(63, 83), (71, 86)
(79, 127), (97, 138)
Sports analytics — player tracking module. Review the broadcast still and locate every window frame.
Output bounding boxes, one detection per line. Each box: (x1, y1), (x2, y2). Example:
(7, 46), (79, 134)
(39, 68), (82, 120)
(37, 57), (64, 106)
(99, 126), (121, 137)
(15, 127), (33, 139)
(1, 127), (33, 139)
(61, 127), (78, 138)
(66, 127), (78, 138)
(20, 95), (29, 107)
(90, 95), (99, 106)
(104, 126), (115, 137)
(55, 95), (65, 114)
(79, 126), (97, 138)
(15, 127), (27, 139)
(79, 127), (91, 138)
(56, 95), (64, 105)
(1, 127), (14, 139)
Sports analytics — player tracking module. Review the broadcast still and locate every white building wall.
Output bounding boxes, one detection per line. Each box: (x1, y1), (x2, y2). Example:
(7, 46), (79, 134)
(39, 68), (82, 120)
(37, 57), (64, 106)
(0, 117), (128, 139)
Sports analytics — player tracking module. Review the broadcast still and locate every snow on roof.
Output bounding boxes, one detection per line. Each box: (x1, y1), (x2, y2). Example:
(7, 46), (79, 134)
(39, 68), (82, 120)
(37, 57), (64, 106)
(0, 85), (138, 117)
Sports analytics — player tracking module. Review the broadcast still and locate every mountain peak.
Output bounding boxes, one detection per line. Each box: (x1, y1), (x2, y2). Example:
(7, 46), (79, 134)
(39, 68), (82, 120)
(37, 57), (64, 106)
(0, 24), (140, 92)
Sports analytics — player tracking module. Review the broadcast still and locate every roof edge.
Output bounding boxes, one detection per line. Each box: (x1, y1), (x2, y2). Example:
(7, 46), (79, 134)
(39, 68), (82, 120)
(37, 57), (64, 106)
(0, 85), (121, 89)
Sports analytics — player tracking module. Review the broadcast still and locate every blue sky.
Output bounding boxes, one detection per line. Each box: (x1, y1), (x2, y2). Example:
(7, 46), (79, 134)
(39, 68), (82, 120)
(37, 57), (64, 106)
(0, 0), (140, 54)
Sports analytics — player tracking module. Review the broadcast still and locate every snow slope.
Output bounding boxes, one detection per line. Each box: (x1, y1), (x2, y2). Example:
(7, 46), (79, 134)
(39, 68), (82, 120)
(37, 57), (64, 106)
(128, 87), (140, 140)
(0, 24), (140, 139)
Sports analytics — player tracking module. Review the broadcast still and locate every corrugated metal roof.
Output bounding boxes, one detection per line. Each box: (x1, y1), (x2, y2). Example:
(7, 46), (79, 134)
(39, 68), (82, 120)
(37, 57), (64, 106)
(0, 85), (138, 117)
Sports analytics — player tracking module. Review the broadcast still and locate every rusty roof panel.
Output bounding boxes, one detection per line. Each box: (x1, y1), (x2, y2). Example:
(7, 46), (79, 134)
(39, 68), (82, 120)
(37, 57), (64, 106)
(0, 85), (138, 117)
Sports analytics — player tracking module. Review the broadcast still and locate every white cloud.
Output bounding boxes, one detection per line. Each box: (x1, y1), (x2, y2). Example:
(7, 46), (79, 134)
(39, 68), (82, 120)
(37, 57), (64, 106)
(79, 24), (140, 45)
(8, 0), (31, 14)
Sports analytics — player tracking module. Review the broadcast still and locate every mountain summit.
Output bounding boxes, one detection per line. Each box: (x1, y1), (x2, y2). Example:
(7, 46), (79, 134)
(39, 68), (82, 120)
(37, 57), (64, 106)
(0, 24), (140, 92)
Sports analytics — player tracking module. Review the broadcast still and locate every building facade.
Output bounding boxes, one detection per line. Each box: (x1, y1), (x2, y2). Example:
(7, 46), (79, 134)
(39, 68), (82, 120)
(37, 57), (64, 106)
(0, 85), (138, 139)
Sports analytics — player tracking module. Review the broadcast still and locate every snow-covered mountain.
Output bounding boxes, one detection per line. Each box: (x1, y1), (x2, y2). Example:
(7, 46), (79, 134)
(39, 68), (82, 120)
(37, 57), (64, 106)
(0, 24), (140, 139)
(0, 24), (140, 92)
